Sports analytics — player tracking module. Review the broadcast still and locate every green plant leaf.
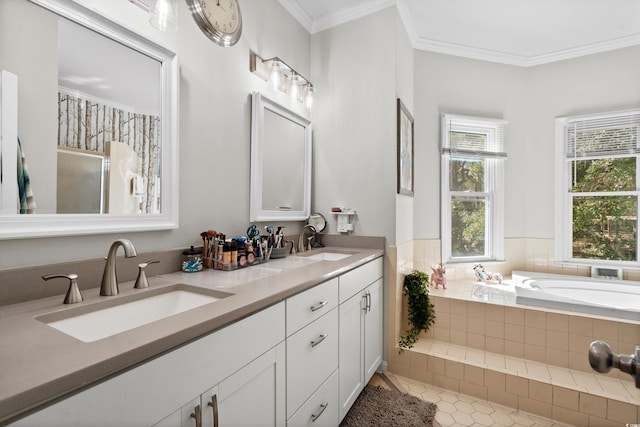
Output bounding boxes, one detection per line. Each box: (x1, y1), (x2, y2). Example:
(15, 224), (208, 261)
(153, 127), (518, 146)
(398, 270), (436, 352)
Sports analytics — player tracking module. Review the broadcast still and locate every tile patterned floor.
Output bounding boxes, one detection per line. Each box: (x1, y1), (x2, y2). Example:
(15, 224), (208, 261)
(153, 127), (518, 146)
(384, 372), (575, 427)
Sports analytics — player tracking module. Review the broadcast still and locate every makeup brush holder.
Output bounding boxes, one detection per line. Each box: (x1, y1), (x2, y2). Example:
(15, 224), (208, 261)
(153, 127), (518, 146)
(270, 248), (287, 259)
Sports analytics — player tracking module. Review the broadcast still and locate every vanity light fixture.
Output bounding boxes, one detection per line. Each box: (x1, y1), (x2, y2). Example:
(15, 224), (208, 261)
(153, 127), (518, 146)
(250, 52), (315, 109)
(149, 0), (178, 32)
(129, 0), (178, 32)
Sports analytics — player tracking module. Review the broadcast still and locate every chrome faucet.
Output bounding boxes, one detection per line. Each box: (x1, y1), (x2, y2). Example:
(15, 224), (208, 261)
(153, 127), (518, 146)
(298, 224), (317, 253)
(100, 239), (138, 296)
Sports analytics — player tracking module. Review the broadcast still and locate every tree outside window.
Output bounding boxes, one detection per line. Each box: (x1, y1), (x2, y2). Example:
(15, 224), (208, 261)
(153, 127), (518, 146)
(556, 110), (640, 265)
(441, 115), (506, 263)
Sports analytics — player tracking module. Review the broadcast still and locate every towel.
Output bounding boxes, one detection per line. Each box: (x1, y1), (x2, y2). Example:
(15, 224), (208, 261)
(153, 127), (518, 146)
(17, 138), (36, 214)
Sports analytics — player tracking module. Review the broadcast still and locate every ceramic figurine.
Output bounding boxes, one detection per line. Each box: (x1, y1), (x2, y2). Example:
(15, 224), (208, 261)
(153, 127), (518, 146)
(473, 264), (503, 284)
(430, 263), (447, 289)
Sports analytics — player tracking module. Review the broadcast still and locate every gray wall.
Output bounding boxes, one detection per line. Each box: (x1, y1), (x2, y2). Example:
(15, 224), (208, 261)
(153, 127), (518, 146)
(0, 0), (311, 269)
(2, 0), (640, 272)
(310, 7), (399, 243)
(412, 45), (640, 241)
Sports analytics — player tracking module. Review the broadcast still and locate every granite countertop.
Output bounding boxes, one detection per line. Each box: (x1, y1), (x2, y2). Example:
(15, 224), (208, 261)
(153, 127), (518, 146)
(0, 246), (383, 424)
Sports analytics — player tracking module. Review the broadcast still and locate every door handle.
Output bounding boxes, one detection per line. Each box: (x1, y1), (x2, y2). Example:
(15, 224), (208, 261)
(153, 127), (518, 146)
(190, 404), (202, 427)
(207, 394), (219, 427)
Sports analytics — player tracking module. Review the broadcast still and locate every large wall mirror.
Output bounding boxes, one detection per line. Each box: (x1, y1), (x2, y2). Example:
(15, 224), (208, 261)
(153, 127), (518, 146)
(250, 92), (311, 221)
(0, 0), (178, 239)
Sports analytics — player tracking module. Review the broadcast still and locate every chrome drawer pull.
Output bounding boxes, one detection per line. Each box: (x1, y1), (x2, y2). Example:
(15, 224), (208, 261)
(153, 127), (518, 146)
(310, 334), (328, 348)
(311, 402), (328, 422)
(310, 300), (328, 312)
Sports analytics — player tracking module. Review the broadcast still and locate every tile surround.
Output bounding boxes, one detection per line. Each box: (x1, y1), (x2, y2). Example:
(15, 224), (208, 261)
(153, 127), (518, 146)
(387, 237), (640, 426)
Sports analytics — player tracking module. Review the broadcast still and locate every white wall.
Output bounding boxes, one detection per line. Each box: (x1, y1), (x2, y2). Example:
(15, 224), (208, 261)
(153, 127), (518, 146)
(310, 7), (398, 243)
(394, 10), (415, 246)
(412, 45), (640, 243)
(0, 0), (311, 269)
(2, 0), (640, 270)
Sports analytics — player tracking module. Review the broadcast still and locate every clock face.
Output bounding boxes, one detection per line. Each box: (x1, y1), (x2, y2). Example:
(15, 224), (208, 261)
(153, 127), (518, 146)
(188, 0), (242, 47)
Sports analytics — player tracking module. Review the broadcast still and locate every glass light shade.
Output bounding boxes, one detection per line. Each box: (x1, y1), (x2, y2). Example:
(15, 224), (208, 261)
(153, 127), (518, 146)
(289, 75), (302, 102)
(150, 0), (178, 32)
(304, 85), (314, 110)
(268, 61), (283, 91)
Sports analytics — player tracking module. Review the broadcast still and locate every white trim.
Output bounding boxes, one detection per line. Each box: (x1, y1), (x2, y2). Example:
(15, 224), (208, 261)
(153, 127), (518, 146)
(555, 111), (640, 266)
(277, 0), (314, 33)
(414, 34), (640, 67)
(0, 70), (18, 214)
(279, 0), (395, 34)
(279, 2), (640, 67)
(0, 0), (180, 240)
(441, 115), (506, 263)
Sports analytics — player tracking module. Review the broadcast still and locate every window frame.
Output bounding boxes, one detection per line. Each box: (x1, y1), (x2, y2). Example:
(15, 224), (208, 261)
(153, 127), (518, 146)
(441, 114), (506, 264)
(554, 109), (640, 266)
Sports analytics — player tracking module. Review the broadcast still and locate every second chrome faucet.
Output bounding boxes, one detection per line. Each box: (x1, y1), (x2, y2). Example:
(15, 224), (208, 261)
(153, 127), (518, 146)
(101, 239), (138, 296)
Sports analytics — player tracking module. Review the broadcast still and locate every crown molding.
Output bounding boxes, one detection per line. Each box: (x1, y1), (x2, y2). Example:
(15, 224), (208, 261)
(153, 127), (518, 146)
(280, 0), (640, 67)
(279, 0), (395, 34)
(277, 0), (314, 33)
(414, 33), (640, 67)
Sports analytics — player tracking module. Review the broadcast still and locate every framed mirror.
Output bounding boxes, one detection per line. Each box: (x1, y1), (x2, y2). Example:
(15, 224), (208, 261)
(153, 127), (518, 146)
(0, 0), (179, 239)
(250, 92), (311, 221)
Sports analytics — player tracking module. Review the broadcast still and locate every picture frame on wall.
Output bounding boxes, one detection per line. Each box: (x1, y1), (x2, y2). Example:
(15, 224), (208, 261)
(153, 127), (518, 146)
(397, 98), (414, 196)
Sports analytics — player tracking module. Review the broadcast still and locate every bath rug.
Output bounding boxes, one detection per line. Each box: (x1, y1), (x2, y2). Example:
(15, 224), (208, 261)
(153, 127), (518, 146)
(340, 384), (437, 427)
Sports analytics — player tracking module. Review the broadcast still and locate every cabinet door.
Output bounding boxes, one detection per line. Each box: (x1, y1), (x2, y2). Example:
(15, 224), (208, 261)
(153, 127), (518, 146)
(216, 341), (286, 427)
(338, 291), (365, 421)
(363, 278), (383, 383)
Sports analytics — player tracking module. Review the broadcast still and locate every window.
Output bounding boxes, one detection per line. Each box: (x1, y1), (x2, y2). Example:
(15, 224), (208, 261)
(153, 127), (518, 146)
(441, 114), (507, 263)
(555, 109), (640, 265)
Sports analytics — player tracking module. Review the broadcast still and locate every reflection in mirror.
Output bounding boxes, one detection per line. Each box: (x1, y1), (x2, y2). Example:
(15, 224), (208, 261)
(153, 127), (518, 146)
(0, 0), (178, 239)
(250, 92), (311, 222)
(57, 149), (105, 214)
(56, 18), (161, 214)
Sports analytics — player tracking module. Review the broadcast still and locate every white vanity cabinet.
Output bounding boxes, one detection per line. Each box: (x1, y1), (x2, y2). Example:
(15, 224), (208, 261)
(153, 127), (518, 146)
(12, 303), (286, 427)
(337, 258), (383, 422)
(285, 278), (339, 426)
(154, 342), (285, 427)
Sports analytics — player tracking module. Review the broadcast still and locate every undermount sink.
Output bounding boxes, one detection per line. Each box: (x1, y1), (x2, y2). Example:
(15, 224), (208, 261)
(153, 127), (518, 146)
(36, 284), (233, 342)
(303, 251), (353, 261)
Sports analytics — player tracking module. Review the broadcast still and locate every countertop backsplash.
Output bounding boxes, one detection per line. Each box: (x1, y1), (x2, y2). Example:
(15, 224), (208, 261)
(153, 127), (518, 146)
(0, 234), (385, 306)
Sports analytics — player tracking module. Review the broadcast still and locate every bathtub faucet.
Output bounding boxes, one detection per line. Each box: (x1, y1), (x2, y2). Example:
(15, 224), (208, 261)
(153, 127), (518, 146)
(589, 340), (640, 389)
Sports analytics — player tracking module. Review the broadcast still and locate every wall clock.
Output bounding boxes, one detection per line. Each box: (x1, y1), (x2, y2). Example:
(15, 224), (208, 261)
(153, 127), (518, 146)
(186, 0), (242, 47)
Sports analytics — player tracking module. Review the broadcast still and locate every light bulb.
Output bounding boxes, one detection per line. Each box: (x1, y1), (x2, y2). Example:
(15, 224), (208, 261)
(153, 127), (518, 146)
(150, 0), (178, 32)
(304, 85), (314, 110)
(269, 61), (282, 91)
(289, 75), (302, 102)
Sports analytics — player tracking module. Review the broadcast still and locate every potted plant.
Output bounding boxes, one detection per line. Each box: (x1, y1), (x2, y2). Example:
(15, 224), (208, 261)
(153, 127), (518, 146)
(398, 270), (436, 351)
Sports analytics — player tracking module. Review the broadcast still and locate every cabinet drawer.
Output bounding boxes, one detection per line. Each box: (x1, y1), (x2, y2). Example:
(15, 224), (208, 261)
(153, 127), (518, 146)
(339, 257), (383, 303)
(287, 369), (339, 427)
(286, 278), (338, 336)
(286, 308), (338, 418)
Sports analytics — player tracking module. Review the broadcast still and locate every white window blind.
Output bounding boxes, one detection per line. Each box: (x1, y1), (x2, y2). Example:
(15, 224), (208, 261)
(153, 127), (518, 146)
(563, 109), (640, 158)
(442, 114), (508, 159)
